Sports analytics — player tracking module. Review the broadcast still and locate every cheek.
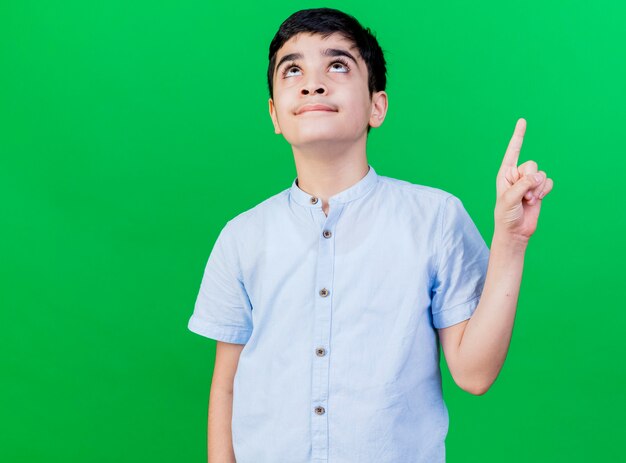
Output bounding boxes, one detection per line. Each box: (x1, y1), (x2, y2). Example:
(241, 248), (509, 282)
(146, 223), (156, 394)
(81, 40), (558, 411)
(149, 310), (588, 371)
(271, 99), (290, 122)
(345, 98), (372, 125)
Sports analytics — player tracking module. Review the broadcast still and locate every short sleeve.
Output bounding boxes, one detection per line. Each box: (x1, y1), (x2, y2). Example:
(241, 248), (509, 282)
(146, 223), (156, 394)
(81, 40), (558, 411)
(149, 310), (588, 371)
(430, 195), (490, 329)
(187, 221), (253, 344)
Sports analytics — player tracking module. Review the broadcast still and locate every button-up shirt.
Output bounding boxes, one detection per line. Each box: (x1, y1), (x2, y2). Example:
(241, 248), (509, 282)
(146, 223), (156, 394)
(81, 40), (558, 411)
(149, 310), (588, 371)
(188, 164), (490, 463)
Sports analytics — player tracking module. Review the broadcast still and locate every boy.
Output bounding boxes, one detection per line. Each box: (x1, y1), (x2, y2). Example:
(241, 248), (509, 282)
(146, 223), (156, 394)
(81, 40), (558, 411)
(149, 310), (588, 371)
(188, 7), (553, 463)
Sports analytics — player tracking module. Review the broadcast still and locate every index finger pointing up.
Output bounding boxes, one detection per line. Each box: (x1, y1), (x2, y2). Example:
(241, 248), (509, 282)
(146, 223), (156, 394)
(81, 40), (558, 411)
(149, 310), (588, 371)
(501, 118), (527, 169)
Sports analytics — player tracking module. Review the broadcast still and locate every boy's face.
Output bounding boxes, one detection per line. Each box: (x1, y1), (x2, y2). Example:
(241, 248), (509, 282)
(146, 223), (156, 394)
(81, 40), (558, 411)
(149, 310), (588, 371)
(269, 32), (387, 149)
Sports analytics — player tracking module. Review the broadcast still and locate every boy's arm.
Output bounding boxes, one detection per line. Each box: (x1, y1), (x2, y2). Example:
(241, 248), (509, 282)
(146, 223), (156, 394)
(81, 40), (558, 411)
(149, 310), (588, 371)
(438, 118), (553, 395)
(439, 233), (527, 395)
(208, 341), (244, 463)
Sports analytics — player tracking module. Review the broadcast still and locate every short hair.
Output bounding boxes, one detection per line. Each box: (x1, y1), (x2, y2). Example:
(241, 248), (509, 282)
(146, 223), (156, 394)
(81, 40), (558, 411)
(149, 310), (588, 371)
(267, 8), (387, 102)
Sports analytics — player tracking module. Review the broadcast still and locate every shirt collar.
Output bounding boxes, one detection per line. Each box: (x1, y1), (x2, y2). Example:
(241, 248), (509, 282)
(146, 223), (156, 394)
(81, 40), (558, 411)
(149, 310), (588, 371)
(289, 164), (379, 208)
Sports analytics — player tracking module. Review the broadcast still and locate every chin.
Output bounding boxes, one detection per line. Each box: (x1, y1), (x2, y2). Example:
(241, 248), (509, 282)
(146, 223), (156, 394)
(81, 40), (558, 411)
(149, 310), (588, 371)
(285, 126), (332, 141)
(287, 123), (358, 145)
(288, 132), (348, 148)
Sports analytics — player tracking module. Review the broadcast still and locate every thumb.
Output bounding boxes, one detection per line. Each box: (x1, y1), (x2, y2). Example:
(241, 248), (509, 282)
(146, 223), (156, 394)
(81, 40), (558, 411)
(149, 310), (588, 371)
(504, 173), (542, 204)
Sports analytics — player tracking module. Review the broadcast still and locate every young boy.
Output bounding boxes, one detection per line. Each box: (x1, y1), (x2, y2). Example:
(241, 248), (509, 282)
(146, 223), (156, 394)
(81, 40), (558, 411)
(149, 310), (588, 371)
(188, 7), (553, 463)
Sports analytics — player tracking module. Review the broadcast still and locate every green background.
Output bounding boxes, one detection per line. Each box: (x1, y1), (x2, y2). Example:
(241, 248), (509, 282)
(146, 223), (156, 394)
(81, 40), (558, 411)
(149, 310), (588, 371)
(1, 0), (624, 461)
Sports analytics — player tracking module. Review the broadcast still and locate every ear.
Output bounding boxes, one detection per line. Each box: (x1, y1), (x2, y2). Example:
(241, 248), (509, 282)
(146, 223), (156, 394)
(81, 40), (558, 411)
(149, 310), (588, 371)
(268, 98), (282, 134)
(368, 91), (388, 129)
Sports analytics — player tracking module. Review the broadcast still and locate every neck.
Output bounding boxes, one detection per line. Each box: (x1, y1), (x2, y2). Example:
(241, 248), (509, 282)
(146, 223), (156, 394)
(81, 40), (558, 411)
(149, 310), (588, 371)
(291, 136), (369, 213)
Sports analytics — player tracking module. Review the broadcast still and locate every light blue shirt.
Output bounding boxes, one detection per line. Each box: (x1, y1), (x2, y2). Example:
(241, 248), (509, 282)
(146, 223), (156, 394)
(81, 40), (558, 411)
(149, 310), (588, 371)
(188, 164), (489, 463)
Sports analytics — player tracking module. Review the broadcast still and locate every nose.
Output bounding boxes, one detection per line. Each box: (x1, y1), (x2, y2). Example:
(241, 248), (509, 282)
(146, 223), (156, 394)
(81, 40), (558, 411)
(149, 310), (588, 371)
(300, 82), (327, 96)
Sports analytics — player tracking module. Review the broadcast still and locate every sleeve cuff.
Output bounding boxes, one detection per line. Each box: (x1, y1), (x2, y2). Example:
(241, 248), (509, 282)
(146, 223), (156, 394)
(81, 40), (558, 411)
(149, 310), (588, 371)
(187, 316), (252, 344)
(432, 295), (480, 329)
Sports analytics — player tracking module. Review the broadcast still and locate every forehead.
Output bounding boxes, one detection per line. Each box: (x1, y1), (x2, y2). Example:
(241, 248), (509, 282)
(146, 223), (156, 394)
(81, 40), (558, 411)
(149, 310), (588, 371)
(275, 32), (360, 61)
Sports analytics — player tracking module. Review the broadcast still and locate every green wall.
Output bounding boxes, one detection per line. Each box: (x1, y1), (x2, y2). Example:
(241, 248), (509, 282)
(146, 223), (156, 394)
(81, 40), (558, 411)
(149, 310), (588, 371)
(1, 1), (624, 461)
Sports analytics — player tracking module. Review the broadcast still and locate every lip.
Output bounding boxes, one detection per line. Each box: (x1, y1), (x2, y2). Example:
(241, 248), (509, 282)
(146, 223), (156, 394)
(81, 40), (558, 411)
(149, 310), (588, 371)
(296, 104), (338, 115)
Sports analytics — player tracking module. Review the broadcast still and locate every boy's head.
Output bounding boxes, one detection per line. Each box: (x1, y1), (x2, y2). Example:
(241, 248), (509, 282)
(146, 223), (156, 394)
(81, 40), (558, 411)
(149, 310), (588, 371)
(267, 8), (388, 147)
(267, 8), (387, 102)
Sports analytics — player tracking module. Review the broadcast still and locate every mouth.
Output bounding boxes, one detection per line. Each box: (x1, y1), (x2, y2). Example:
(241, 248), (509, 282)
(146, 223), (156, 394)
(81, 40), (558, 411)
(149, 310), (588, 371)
(296, 104), (338, 115)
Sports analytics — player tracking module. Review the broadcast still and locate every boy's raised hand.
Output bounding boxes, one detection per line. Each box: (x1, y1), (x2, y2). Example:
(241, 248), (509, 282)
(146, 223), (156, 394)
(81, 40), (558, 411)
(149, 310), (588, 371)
(494, 118), (554, 242)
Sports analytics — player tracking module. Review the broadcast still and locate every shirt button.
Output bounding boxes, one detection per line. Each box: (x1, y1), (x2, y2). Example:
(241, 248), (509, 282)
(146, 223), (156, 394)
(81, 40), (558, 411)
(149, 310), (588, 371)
(310, 197), (318, 204)
(319, 288), (329, 297)
(314, 406), (326, 415)
(322, 229), (332, 238)
(315, 347), (326, 357)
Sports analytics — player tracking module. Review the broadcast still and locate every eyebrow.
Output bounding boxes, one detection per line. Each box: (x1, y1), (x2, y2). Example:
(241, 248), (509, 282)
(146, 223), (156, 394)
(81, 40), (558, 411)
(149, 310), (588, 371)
(275, 48), (359, 73)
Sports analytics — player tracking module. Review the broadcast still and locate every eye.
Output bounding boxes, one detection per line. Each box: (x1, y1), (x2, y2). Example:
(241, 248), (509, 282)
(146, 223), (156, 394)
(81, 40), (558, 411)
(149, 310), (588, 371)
(282, 62), (302, 78)
(329, 59), (350, 73)
(281, 59), (351, 78)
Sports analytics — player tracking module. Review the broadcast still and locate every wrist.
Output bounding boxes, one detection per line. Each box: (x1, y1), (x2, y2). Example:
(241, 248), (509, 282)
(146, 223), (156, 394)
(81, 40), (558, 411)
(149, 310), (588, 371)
(491, 228), (530, 252)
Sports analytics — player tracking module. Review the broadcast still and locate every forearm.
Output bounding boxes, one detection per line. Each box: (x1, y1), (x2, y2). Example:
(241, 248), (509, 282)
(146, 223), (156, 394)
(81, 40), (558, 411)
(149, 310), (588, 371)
(208, 386), (236, 463)
(456, 230), (528, 394)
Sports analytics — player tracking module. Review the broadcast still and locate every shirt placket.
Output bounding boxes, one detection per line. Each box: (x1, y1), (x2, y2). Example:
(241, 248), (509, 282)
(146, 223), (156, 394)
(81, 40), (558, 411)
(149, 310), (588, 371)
(310, 197), (344, 463)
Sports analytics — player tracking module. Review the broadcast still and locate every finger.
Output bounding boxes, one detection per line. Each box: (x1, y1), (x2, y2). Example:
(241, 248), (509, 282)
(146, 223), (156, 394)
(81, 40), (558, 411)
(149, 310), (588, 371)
(518, 161), (539, 200)
(518, 160), (538, 176)
(533, 170), (547, 194)
(524, 178), (545, 206)
(527, 170), (546, 200)
(537, 177), (554, 199)
(527, 175), (545, 206)
(524, 171), (552, 206)
(500, 118), (526, 169)
(505, 173), (543, 205)
(528, 174), (548, 206)
(505, 165), (521, 186)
